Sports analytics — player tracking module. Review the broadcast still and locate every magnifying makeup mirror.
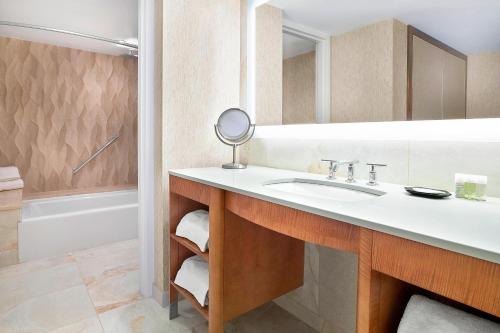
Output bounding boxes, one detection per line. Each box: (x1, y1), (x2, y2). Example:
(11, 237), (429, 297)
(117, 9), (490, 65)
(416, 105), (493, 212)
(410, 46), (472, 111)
(214, 108), (255, 169)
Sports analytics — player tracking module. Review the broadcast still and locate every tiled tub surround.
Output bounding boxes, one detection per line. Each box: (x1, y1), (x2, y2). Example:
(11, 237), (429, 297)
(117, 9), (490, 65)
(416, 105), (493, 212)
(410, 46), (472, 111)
(241, 137), (500, 332)
(0, 36), (138, 195)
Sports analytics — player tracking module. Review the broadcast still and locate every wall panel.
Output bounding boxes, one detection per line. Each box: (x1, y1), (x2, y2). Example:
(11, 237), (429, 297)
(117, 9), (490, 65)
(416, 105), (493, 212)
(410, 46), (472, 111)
(0, 37), (138, 195)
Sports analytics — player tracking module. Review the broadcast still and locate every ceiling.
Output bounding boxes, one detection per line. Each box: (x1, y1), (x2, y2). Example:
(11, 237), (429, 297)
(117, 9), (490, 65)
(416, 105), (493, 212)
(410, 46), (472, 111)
(0, 0), (138, 56)
(267, 0), (500, 55)
(283, 33), (315, 59)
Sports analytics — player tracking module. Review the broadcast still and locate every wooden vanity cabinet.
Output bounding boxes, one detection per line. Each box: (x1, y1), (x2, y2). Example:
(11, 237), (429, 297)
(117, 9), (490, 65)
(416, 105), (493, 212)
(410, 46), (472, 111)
(169, 175), (500, 333)
(169, 176), (304, 332)
(372, 232), (500, 317)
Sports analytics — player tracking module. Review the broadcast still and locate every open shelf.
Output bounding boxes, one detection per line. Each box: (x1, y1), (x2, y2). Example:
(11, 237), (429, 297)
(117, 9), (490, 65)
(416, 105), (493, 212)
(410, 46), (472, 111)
(170, 281), (209, 320)
(170, 175), (306, 331)
(170, 234), (209, 262)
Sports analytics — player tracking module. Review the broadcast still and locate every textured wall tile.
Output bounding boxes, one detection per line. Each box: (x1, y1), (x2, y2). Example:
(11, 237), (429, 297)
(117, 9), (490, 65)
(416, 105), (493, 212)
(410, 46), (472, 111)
(331, 20), (395, 123)
(0, 37), (138, 195)
(283, 51), (316, 124)
(467, 52), (500, 119)
(159, 0), (241, 291)
(255, 4), (283, 125)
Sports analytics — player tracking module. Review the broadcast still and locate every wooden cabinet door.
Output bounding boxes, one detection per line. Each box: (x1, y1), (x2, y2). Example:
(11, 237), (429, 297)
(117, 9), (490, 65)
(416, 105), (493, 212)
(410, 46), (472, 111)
(412, 35), (444, 120)
(409, 29), (467, 120)
(443, 51), (467, 119)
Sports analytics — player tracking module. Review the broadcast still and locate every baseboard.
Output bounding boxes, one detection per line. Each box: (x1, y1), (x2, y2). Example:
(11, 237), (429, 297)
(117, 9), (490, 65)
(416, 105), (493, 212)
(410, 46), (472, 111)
(152, 284), (169, 307)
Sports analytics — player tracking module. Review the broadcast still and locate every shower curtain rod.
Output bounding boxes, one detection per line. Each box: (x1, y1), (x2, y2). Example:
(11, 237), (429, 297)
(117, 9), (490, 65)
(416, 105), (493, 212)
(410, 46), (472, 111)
(0, 21), (138, 50)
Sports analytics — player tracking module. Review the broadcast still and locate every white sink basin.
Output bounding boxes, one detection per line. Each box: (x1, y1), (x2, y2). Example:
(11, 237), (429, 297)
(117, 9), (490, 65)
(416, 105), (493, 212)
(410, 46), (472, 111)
(264, 178), (385, 202)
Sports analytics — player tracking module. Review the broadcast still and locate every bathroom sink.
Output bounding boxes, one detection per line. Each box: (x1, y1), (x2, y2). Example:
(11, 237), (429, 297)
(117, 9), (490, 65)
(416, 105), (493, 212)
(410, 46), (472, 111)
(263, 178), (385, 202)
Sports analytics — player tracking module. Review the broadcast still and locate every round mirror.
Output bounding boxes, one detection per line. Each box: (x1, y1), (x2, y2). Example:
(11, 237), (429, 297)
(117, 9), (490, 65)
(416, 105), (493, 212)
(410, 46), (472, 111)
(214, 108), (255, 169)
(216, 108), (252, 142)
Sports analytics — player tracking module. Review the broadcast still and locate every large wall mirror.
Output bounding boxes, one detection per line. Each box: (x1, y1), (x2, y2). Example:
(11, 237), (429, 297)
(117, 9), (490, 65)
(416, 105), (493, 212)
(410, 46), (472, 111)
(250, 0), (500, 125)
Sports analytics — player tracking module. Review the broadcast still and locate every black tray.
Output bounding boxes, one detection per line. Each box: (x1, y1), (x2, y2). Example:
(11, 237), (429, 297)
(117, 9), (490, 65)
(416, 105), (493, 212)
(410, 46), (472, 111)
(404, 186), (452, 198)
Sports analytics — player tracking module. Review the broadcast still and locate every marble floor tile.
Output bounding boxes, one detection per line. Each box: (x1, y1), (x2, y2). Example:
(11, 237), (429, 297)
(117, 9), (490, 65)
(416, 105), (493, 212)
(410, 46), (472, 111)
(192, 302), (317, 333)
(99, 299), (206, 333)
(0, 260), (83, 314)
(72, 239), (141, 313)
(0, 285), (96, 333)
(0, 239), (319, 333)
(48, 316), (104, 333)
(0, 250), (19, 268)
(0, 255), (75, 280)
(72, 239), (139, 263)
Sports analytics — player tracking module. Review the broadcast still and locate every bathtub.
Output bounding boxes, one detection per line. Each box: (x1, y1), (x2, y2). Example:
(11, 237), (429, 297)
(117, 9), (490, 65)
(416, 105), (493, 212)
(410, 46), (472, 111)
(19, 190), (138, 261)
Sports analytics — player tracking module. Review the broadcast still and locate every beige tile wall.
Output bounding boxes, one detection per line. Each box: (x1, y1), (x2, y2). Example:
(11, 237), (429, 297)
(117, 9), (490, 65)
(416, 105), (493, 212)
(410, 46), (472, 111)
(283, 51), (316, 124)
(467, 52), (500, 119)
(254, 16), (407, 125)
(331, 19), (407, 123)
(242, 136), (500, 332)
(156, 0), (241, 294)
(255, 4), (283, 125)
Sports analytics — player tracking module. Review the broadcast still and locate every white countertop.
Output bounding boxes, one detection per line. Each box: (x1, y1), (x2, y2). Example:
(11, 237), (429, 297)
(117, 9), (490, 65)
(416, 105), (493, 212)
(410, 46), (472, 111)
(170, 166), (500, 264)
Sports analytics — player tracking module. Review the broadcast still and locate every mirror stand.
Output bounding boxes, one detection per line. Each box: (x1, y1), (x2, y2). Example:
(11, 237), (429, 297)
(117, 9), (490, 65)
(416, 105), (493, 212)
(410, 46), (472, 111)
(223, 144), (246, 169)
(214, 124), (255, 169)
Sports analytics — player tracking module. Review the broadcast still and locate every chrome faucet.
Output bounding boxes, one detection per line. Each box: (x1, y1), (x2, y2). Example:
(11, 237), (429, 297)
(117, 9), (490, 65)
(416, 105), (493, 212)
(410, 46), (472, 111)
(322, 159), (359, 182)
(321, 159), (338, 179)
(343, 160), (359, 183)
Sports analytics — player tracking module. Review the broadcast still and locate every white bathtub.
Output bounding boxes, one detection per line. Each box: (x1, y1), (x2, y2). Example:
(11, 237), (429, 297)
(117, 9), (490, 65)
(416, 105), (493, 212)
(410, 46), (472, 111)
(19, 190), (138, 261)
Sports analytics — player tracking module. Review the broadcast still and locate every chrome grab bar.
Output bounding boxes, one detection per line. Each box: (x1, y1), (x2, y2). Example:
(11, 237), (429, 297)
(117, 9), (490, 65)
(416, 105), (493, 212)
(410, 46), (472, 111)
(72, 134), (119, 174)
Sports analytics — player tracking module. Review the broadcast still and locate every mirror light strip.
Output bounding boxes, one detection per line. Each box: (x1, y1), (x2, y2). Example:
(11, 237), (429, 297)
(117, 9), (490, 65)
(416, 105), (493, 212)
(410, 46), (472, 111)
(254, 118), (500, 142)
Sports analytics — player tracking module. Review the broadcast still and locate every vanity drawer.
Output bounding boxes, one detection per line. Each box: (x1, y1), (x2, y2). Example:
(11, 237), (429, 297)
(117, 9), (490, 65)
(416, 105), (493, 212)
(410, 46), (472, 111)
(372, 231), (500, 317)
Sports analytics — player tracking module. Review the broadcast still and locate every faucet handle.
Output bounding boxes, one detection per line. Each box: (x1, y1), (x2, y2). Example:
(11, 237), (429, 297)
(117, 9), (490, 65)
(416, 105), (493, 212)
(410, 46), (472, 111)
(367, 162), (387, 168)
(333, 160), (359, 166)
(366, 163), (387, 186)
(321, 159), (338, 179)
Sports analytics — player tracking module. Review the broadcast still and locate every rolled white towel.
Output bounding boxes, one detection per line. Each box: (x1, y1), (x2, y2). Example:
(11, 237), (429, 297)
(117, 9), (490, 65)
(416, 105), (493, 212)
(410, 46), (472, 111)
(0, 179), (24, 192)
(398, 295), (500, 333)
(174, 255), (209, 306)
(0, 166), (20, 182)
(176, 209), (209, 252)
